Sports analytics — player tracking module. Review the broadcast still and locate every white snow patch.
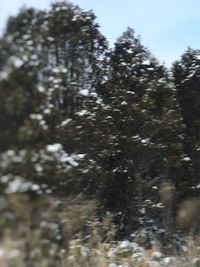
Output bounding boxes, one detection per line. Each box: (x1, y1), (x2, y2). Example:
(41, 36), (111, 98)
(108, 264), (118, 267)
(107, 247), (117, 257)
(119, 240), (130, 249)
(162, 257), (172, 266)
(121, 101), (128, 106)
(141, 138), (150, 144)
(60, 118), (72, 126)
(182, 156), (191, 162)
(30, 114), (43, 120)
(143, 59), (151, 65)
(44, 108), (51, 114)
(47, 36), (55, 42)
(80, 89), (89, 96)
(15, 58), (24, 67)
(37, 85), (45, 93)
(46, 143), (63, 152)
(151, 251), (162, 259)
(158, 78), (166, 83)
(6, 177), (32, 194)
(76, 110), (89, 116)
(31, 184), (40, 191)
(0, 71), (9, 80)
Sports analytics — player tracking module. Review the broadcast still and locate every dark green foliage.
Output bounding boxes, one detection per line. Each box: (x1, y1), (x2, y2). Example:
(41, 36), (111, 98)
(173, 48), (200, 195)
(0, 1), (107, 193)
(68, 28), (188, 234)
(0, 2), (199, 237)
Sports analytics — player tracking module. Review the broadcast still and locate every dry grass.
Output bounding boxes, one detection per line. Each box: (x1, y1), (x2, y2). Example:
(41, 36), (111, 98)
(176, 197), (200, 235)
(0, 193), (199, 267)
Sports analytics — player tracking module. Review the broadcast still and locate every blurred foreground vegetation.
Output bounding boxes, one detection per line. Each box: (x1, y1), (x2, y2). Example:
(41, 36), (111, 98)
(0, 194), (199, 267)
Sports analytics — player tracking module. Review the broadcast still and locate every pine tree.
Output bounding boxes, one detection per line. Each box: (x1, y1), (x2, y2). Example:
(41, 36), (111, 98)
(73, 28), (187, 235)
(173, 48), (200, 196)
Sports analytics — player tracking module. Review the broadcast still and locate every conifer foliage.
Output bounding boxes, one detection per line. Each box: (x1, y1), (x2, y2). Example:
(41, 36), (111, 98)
(173, 48), (200, 194)
(0, 1), (199, 236)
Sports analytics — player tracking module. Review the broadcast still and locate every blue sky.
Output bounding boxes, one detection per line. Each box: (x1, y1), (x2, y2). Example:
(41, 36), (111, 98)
(1, 0), (200, 66)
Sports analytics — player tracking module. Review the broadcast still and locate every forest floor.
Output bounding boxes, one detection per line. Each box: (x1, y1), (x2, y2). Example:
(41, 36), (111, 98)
(0, 193), (199, 267)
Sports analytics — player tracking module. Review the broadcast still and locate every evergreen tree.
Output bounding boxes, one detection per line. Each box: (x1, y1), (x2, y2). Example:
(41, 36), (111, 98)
(0, 1), (107, 193)
(73, 28), (187, 235)
(173, 48), (200, 195)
